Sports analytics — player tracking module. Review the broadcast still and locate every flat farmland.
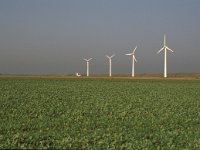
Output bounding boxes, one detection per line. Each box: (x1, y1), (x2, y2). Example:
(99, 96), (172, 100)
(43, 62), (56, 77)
(0, 77), (200, 149)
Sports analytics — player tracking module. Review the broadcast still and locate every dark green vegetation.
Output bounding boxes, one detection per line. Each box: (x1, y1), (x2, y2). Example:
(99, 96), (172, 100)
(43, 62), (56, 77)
(0, 77), (200, 149)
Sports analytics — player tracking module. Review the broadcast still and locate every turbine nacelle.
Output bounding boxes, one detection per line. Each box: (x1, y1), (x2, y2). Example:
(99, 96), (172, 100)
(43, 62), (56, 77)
(106, 54), (115, 59)
(125, 46), (137, 62)
(84, 58), (92, 62)
(157, 46), (174, 54)
(157, 34), (174, 54)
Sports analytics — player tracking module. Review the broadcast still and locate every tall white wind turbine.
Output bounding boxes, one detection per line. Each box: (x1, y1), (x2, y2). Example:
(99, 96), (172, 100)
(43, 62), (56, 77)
(125, 46), (137, 77)
(157, 34), (174, 78)
(106, 54), (115, 77)
(84, 58), (92, 77)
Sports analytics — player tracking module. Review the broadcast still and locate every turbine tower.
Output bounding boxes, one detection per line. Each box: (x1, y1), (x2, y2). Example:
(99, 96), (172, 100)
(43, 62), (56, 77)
(125, 46), (137, 77)
(84, 58), (92, 77)
(106, 54), (115, 77)
(157, 34), (174, 78)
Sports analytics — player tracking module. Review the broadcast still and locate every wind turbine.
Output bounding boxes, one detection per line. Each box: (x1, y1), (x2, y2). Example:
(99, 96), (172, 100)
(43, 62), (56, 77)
(157, 34), (174, 78)
(125, 46), (137, 77)
(84, 58), (92, 77)
(106, 54), (115, 77)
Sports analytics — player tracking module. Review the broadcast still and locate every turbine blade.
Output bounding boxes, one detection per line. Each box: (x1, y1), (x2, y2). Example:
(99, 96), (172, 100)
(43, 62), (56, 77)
(166, 47), (174, 52)
(125, 53), (132, 56)
(84, 58), (92, 61)
(164, 34), (166, 46)
(133, 45), (137, 53)
(134, 56), (137, 62)
(111, 54), (115, 58)
(157, 47), (164, 54)
(106, 54), (115, 59)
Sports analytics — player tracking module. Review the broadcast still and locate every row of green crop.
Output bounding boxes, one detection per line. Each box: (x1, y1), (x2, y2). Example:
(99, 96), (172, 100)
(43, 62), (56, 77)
(0, 79), (200, 149)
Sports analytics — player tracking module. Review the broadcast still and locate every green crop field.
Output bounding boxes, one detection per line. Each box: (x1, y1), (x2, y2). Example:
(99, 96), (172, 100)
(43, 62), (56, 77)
(0, 77), (200, 149)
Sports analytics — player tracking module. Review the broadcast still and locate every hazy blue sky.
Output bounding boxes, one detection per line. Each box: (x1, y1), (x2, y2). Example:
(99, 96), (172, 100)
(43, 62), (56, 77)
(0, 0), (200, 74)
